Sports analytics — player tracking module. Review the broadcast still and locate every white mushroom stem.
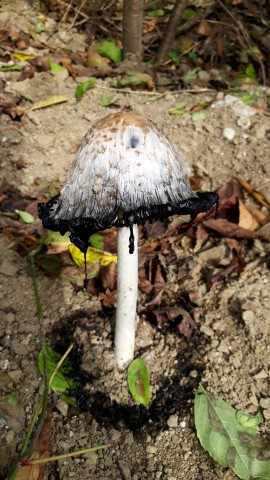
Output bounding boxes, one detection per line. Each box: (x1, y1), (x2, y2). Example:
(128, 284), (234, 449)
(115, 225), (138, 371)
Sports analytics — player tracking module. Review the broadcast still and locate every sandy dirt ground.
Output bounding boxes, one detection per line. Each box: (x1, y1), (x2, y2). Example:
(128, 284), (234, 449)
(1, 2), (270, 479)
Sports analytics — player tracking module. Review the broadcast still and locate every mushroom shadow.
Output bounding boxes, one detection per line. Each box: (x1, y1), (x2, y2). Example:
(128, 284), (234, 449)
(49, 310), (206, 436)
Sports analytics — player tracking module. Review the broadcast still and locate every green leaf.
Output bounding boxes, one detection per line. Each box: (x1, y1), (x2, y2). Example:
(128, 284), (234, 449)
(48, 57), (67, 74)
(0, 64), (21, 71)
(236, 411), (262, 429)
(146, 9), (165, 18)
(5, 391), (19, 408)
(168, 102), (187, 115)
(38, 347), (80, 402)
(115, 71), (154, 88)
(195, 386), (270, 480)
(89, 233), (104, 250)
(97, 40), (122, 63)
(183, 67), (200, 81)
(100, 92), (117, 107)
(168, 51), (181, 64)
(15, 209), (35, 224)
(188, 51), (199, 65)
(127, 358), (150, 408)
(75, 77), (97, 101)
(182, 8), (196, 20)
(235, 91), (259, 105)
(245, 63), (257, 80)
(192, 111), (206, 121)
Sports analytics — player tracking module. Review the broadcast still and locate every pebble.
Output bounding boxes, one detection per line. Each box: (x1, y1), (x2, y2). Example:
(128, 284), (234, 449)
(200, 325), (214, 337)
(251, 123), (267, 139)
(118, 460), (131, 480)
(146, 446), (157, 454)
(263, 409), (270, 420)
(199, 244), (228, 263)
(254, 369), (268, 380)
(56, 399), (69, 417)
(222, 127), (235, 141)
(0, 258), (18, 277)
(260, 398), (270, 409)
(212, 94), (256, 117)
(167, 414), (178, 428)
(236, 116), (251, 129)
(6, 430), (14, 443)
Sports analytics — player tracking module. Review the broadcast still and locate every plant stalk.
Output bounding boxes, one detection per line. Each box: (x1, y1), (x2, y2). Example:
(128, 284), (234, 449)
(115, 226), (138, 370)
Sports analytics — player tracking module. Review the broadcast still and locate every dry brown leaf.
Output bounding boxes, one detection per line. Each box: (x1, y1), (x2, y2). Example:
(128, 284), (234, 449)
(100, 262), (117, 290)
(197, 21), (212, 36)
(203, 218), (259, 239)
(238, 200), (259, 230)
(210, 247), (244, 288)
(99, 288), (117, 307)
(218, 180), (243, 205)
(194, 224), (209, 252)
(138, 277), (153, 294)
(235, 177), (270, 209)
(16, 457), (41, 480)
(146, 289), (164, 307)
(86, 49), (112, 74)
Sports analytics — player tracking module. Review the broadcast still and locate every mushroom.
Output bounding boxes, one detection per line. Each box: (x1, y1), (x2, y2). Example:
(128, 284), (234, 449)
(38, 111), (218, 370)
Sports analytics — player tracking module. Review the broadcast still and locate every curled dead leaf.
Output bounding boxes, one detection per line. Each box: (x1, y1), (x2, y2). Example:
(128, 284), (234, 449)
(203, 218), (259, 239)
(238, 200), (259, 230)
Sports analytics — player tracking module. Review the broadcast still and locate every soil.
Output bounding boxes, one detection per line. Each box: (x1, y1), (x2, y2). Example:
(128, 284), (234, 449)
(1, 2), (270, 480)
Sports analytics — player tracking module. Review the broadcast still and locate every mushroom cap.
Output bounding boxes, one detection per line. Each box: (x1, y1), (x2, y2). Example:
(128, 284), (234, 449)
(47, 111), (195, 223)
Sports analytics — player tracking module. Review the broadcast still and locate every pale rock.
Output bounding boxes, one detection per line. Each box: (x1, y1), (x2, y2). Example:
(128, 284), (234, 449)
(56, 399), (69, 417)
(223, 127), (235, 141)
(251, 123), (267, 139)
(167, 414), (178, 428)
(212, 94), (256, 117)
(0, 258), (18, 277)
(254, 369), (268, 380)
(260, 397), (270, 409)
(236, 116), (251, 129)
(146, 445), (157, 454)
(118, 460), (132, 480)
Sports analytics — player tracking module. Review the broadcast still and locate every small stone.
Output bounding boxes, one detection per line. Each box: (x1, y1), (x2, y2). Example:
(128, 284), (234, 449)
(263, 409), (270, 421)
(167, 414), (178, 428)
(56, 399), (69, 417)
(180, 420), (186, 428)
(146, 446), (157, 454)
(200, 325), (214, 337)
(236, 116), (251, 129)
(254, 369), (268, 380)
(249, 394), (258, 407)
(223, 127), (235, 141)
(109, 428), (121, 442)
(260, 398), (270, 409)
(0, 258), (18, 277)
(118, 460), (131, 480)
(6, 430), (14, 444)
(92, 184), (102, 194)
(199, 244), (228, 263)
(197, 70), (210, 82)
(8, 369), (23, 381)
(251, 123), (266, 139)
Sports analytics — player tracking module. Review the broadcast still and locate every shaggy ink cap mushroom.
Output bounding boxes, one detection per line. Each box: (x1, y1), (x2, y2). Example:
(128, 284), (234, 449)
(38, 111), (219, 253)
(39, 111), (219, 370)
